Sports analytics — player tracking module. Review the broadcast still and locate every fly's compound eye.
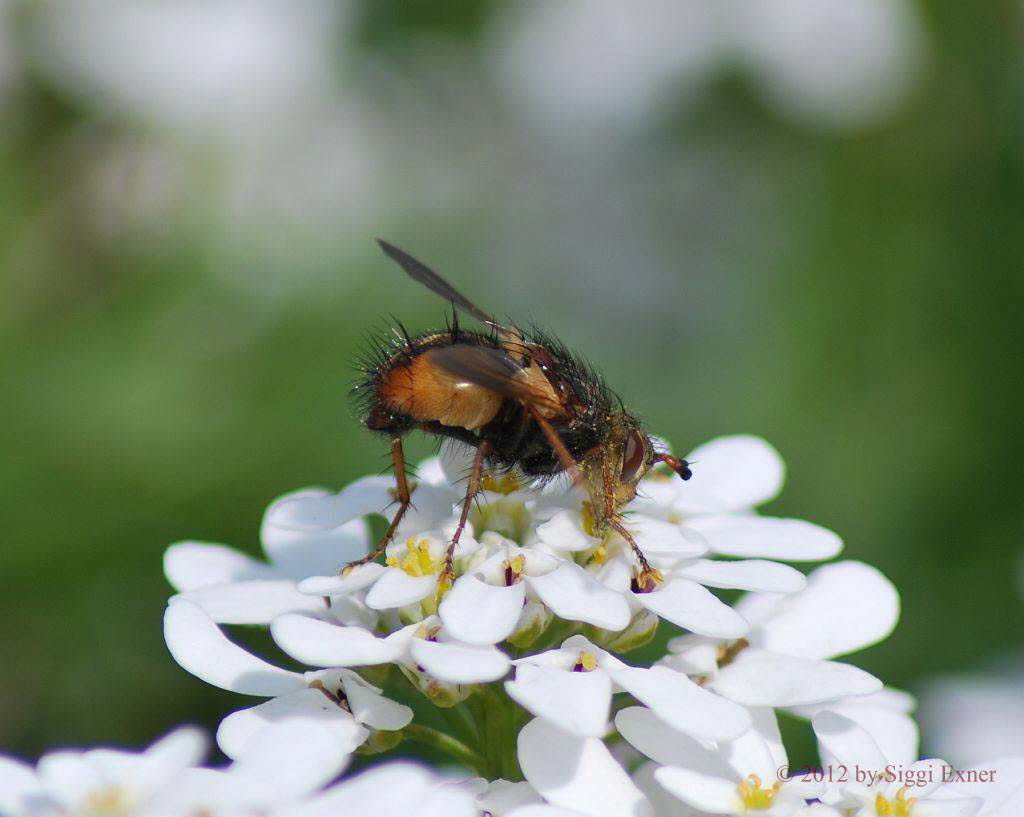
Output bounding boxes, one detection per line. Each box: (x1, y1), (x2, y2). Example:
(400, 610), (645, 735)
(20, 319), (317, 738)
(621, 429), (647, 482)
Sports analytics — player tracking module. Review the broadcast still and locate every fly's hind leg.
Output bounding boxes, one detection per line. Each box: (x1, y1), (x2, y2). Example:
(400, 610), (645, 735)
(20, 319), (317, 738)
(341, 437), (412, 574)
(439, 439), (493, 591)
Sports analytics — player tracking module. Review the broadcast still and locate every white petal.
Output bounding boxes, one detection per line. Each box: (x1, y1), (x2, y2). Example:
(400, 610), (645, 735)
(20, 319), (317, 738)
(536, 510), (601, 552)
(634, 579), (748, 638)
(679, 435), (785, 512)
(365, 569), (437, 610)
(652, 766), (740, 814)
(164, 541), (275, 591)
(36, 752), (103, 809)
(942, 756), (1024, 817)
(812, 711), (888, 770)
(609, 666), (751, 742)
(174, 580), (325, 625)
(298, 563), (386, 596)
(439, 575), (526, 645)
(505, 665), (612, 738)
(395, 482), (460, 534)
(262, 488), (371, 577)
(507, 807), (590, 817)
(216, 688), (367, 759)
(631, 761), (706, 817)
(723, 708), (786, 782)
(440, 440), (478, 485)
(675, 558), (806, 593)
(276, 762), (476, 817)
(913, 799), (985, 817)
(790, 694), (918, 766)
(688, 515), (842, 561)
(163, 599), (304, 696)
(711, 649), (882, 707)
(628, 516), (707, 559)
(518, 718), (653, 817)
(265, 477), (393, 531)
(753, 561), (899, 660)
(227, 721), (352, 805)
(126, 727), (208, 795)
(270, 614), (402, 667)
(414, 455), (447, 486)
(411, 638), (510, 683)
(0, 757), (43, 814)
(525, 563), (631, 631)
(338, 670), (413, 731)
(478, 779), (543, 813)
(615, 707), (731, 776)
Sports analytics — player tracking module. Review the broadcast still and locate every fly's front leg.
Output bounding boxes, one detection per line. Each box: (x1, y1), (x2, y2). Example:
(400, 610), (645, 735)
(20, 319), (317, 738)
(341, 437), (411, 574)
(440, 439), (493, 590)
(601, 447), (662, 593)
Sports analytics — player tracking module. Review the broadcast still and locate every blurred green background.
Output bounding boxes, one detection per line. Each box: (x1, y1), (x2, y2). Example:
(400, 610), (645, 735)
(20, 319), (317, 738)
(1, 0), (1022, 761)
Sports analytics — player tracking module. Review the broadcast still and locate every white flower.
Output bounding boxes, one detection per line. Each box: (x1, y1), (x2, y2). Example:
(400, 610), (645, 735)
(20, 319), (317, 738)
(0, 723), (347, 817)
(505, 634), (750, 742)
(939, 756), (1024, 817)
(812, 710), (982, 817)
(517, 718), (653, 817)
(288, 436), (825, 643)
(664, 560), (898, 707)
(163, 599), (411, 759)
(28, 0), (345, 141)
(473, 778), (545, 815)
(920, 668), (1024, 768)
(438, 537), (557, 645)
(618, 705), (822, 816)
(630, 436), (841, 561)
(274, 760), (478, 817)
(0, 727), (206, 817)
(165, 487), (375, 624)
(790, 687), (920, 774)
(492, 0), (925, 134)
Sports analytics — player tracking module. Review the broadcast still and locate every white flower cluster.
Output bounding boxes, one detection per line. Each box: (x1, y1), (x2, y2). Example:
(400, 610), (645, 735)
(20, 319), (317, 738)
(2, 435), (1021, 817)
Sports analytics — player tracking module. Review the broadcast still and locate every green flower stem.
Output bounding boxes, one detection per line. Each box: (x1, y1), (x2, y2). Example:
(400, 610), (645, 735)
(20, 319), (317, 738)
(403, 723), (483, 773)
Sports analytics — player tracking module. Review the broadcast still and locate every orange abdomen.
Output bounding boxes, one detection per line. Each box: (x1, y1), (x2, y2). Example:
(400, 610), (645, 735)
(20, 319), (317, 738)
(378, 348), (504, 430)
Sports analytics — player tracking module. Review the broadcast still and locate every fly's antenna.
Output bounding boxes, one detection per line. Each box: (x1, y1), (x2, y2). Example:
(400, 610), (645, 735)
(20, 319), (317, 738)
(376, 239), (499, 328)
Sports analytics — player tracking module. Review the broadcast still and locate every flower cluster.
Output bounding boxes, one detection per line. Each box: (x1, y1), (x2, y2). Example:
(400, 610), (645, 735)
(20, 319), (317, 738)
(2, 435), (1021, 817)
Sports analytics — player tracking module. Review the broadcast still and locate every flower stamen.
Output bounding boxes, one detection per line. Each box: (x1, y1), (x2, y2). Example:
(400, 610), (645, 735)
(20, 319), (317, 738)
(876, 788), (916, 817)
(736, 774), (781, 810)
(572, 651), (599, 672)
(503, 555), (525, 586)
(85, 787), (132, 817)
(580, 501), (598, 538)
(388, 536), (440, 577)
(481, 473), (521, 494)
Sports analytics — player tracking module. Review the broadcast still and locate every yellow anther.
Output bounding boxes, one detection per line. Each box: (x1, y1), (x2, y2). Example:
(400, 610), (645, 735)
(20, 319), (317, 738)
(416, 623), (442, 641)
(632, 566), (664, 594)
(580, 501), (598, 538)
(395, 537), (439, 577)
(876, 788), (916, 817)
(481, 473), (522, 494)
(503, 555), (526, 585)
(590, 544), (607, 565)
(736, 774), (780, 810)
(666, 512), (682, 525)
(435, 571), (453, 602)
(85, 787), (131, 816)
(573, 651), (599, 672)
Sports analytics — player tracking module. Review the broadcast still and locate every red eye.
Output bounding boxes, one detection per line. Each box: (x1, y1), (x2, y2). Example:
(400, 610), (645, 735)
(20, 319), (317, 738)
(621, 429), (646, 481)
